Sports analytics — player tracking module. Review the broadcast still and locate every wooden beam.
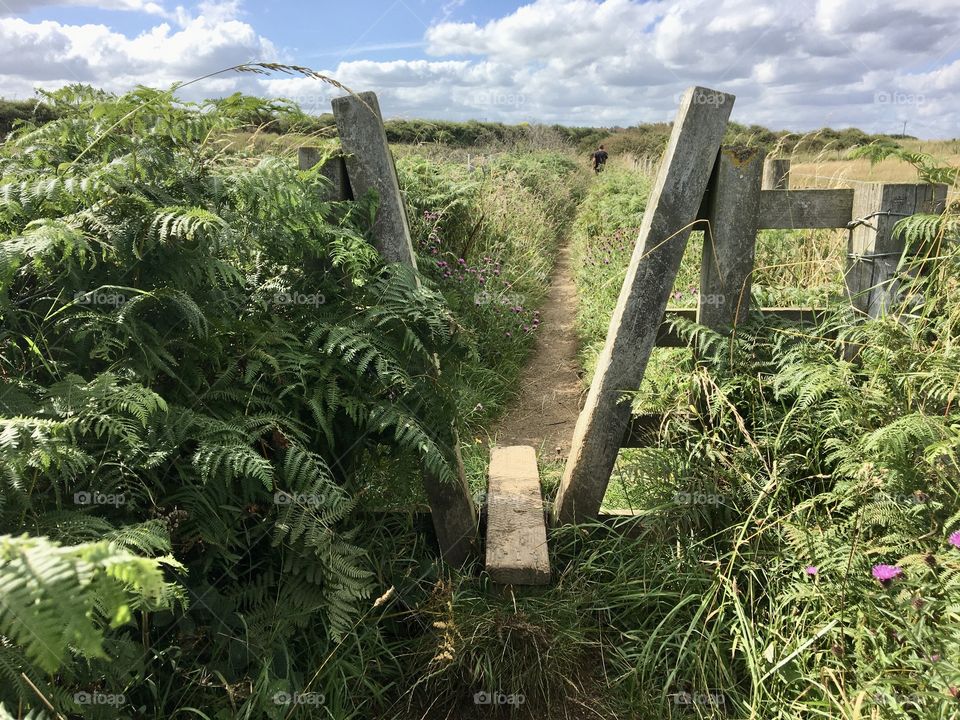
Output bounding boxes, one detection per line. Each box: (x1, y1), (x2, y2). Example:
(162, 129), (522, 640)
(757, 189), (854, 229)
(331, 92), (418, 267)
(485, 446), (550, 585)
(298, 146), (353, 201)
(762, 157), (791, 189)
(330, 92), (476, 564)
(553, 86), (734, 524)
(846, 182), (948, 318)
(699, 146), (764, 330)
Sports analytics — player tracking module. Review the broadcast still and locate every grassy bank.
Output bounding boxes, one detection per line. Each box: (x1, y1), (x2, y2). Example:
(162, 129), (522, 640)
(562, 145), (960, 718)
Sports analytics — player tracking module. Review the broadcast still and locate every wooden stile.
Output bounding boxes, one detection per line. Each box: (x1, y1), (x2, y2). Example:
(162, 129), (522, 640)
(553, 86), (734, 524)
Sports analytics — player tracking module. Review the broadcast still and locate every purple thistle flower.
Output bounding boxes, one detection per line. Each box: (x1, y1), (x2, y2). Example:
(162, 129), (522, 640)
(872, 564), (903, 584)
(931, 654), (941, 663)
(805, 566), (818, 576)
(949, 531), (960, 549)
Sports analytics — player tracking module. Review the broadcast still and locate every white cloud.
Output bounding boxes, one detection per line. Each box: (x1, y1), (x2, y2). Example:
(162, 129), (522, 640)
(1, 0), (172, 18)
(0, 3), (277, 98)
(2, 0), (959, 136)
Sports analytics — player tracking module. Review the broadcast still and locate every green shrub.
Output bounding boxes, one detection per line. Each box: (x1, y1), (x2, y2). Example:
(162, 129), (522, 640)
(0, 84), (469, 718)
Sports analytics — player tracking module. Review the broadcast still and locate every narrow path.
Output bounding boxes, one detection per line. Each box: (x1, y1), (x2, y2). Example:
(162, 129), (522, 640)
(493, 240), (584, 461)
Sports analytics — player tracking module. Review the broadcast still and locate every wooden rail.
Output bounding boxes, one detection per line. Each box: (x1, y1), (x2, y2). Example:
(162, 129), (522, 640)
(555, 110), (949, 526)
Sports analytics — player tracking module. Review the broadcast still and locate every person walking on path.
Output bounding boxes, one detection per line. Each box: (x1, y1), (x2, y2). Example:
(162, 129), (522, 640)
(591, 144), (609, 174)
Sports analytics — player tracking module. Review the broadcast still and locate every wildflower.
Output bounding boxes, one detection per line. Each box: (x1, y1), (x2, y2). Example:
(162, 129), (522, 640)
(805, 566), (818, 576)
(949, 531), (960, 549)
(872, 564), (903, 585)
(672, 291), (682, 300)
(931, 654), (941, 663)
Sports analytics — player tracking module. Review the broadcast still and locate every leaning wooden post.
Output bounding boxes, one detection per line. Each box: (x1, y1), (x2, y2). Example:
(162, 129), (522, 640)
(762, 157), (790, 190)
(846, 182), (947, 318)
(553, 87), (734, 524)
(330, 91), (477, 563)
(331, 92), (418, 267)
(698, 146), (765, 330)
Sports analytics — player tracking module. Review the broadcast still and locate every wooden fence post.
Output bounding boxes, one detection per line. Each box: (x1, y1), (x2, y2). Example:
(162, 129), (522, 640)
(330, 91), (477, 564)
(331, 92), (418, 267)
(553, 86), (734, 524)
(762, 157), (790, 190)
(846, 182), (948, 318)
(698, 146), (765, 330)
(297, 147), (353, 201)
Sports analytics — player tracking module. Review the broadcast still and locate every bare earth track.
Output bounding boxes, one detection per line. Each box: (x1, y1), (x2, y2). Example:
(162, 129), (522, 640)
(493, 240), (584, 461)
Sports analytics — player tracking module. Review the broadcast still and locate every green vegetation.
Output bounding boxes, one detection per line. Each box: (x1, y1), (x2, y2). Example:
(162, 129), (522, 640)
(567, 147), (960, 717)
(1, 80), (959, 720)
(0, 85), (584, 718)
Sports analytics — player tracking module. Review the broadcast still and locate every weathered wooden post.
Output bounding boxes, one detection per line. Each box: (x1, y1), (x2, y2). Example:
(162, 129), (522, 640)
(698, 146), (765, 330)
(846, 182), (948, 318)
(553, 86), (734, 524)
(762, 157), (790, 190)
(297, 147), (353, 201)
(331, 92), (418, 267)
(329, 91), (477, 564)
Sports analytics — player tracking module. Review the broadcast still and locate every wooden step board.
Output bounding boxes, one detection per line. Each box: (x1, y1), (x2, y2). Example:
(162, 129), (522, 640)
(485, 446), (550, 585)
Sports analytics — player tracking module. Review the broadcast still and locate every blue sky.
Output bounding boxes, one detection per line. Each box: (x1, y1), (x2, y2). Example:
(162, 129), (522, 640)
(2, 0), (959, 137)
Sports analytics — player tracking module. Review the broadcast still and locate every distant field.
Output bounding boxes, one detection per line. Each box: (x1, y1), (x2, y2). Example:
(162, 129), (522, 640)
(789, 138), (960, 188)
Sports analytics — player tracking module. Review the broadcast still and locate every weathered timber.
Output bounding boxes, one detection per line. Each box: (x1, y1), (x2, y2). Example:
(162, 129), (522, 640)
(846, 182), (948, 318)
(757, 188), (854, 229)
(330, 92), (476, 563)
(553, 86), (734, 524)
(423, 428), (478, 565)
(331, 92), (418, 266)
(485, 446), (550, 585)
(762, 157), (791, 189)
(699, 147), (765, 330)
(298, 146), (353, 201)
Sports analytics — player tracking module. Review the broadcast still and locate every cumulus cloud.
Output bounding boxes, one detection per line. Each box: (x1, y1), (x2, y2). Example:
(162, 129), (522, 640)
(0, 2), (276, 100)
(1, 0), (171, 18)
(2, 0), (959, 136)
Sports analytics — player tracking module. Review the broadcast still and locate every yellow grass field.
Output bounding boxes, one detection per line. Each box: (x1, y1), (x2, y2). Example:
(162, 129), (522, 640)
(790, 139), (960, 191)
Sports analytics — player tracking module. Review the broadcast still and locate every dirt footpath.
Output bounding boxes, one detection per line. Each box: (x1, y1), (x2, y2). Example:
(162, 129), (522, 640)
(493, 241), (584, 461)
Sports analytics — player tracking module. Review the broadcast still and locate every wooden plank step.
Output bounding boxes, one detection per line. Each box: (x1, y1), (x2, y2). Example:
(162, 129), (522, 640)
(485, 446), (550, 585)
